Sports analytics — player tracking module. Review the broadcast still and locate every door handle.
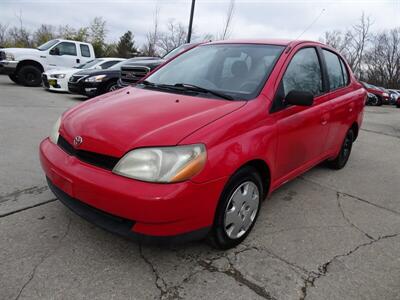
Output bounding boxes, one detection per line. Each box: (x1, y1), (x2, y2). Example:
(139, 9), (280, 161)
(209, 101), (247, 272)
(349, 107), (353, 112)
(76, 58), (80, 63)
(321, 120), (328, 125)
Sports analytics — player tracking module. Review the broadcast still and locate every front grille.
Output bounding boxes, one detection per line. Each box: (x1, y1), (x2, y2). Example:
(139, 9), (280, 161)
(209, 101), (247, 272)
(69, 75), (84, 83)
(120, 66), (151, 84)
(42, 74), (50, 88)
(57, 135), (119, 170)
(0, 51), (5, 60)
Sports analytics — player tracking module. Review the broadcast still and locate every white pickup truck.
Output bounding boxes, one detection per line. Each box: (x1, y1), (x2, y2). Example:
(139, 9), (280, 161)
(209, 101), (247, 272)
(0, 39), (95, 86)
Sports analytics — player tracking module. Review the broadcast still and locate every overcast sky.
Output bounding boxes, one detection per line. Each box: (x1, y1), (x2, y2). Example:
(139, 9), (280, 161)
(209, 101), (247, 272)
(1, 0), (399, 46)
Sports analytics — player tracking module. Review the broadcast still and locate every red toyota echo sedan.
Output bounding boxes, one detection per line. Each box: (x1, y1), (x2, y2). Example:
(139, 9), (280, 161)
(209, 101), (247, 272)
(40, 40), (366, 249)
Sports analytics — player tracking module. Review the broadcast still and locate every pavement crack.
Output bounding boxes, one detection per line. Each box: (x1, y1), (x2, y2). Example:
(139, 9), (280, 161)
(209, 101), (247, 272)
(0, 186), (49, 204)
(14, 217), (72, 300)
(0, 198), (58, 218)
(336, 192), (374, 240)
(198, 256), (277, 300)
(138, 245), (180, 300)
(360, 128), (400, 139)
(299, 176), (400, 216)
(300, 232), (400, 299)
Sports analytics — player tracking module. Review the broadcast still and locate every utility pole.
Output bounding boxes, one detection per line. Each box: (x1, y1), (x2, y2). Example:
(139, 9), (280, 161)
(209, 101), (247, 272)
(186, 0), (196, 43)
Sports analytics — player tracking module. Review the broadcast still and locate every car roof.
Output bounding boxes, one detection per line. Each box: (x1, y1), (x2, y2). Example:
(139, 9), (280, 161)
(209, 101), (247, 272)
(98, 57), (126, 61)
(207, 39), (324, 47)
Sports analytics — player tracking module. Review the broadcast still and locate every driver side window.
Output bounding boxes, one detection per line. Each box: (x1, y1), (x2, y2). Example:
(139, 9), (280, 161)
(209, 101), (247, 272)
(273, 47), (322, 111)
(51, 42), (77, 56)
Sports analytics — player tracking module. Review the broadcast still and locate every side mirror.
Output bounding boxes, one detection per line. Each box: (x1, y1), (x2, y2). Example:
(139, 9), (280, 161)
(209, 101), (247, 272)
(50, 48), (60, 56)
(285, 90), (314, 106)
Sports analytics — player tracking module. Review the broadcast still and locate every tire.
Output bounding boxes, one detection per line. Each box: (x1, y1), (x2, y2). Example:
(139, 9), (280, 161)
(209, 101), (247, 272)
(8, 74), (20, 84)
(17, 65), (42, 87)
(327, 128), (355, 170)
(376, 98), (383, 106)
(208, 166), (264, 249)
(106, 81), (119, 93)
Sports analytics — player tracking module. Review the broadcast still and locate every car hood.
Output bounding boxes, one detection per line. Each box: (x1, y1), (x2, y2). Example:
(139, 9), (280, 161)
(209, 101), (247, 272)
(44, 67), (78, 76)
(73, 68), (120, 77)
(60, 87), (246, 157)
(1, 47), (40, 57)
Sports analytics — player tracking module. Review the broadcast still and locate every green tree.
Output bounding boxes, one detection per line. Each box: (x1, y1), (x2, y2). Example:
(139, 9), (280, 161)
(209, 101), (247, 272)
(89, 17), (107, 57)
(116, 31), (137, 58)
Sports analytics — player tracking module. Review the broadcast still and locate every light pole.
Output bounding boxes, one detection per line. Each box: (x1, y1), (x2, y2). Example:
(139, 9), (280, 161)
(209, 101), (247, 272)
(186, 0), (196, 43)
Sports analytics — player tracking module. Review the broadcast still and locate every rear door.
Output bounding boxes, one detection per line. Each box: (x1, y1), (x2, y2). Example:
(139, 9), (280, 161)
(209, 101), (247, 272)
(320, 49), (356, 153)
(271, 46), (331, 180)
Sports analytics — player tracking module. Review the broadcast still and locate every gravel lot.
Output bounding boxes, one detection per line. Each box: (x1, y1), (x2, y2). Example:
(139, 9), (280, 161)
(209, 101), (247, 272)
(1, 75), (400, 300)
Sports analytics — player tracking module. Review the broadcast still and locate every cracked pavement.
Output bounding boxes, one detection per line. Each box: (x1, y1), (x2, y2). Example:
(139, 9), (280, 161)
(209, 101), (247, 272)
(1, 76), (400, 299)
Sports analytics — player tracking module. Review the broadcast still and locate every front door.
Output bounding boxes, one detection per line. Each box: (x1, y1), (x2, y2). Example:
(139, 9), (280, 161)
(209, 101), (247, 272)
(48, 41), (80, 69)
(272, 47), (331, 181)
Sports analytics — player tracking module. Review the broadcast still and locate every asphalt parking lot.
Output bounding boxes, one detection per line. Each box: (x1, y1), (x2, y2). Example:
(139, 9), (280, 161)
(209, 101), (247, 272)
(1, 75), (400, 300)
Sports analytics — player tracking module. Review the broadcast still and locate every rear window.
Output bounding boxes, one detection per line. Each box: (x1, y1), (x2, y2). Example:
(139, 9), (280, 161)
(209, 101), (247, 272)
(80, 44), (91, 57)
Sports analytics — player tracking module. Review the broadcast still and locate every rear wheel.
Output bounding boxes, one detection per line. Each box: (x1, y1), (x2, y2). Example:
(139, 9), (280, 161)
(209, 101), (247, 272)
(8, 74), (20, 84)
(327, 128), (355, 170)
(208, 166), (263, 249)
(376, 98), (383, 106)
(17, 65), (42, 87)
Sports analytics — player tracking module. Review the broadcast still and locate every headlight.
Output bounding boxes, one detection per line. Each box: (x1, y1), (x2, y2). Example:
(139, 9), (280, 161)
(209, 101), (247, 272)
(85, 75), (107, 82)
(49, 117), (61, 144)
(50, 74), (66, 79)
(382, 93), (389, 97)
(113, 144), (207, 183)
(5, 52), (15, 61)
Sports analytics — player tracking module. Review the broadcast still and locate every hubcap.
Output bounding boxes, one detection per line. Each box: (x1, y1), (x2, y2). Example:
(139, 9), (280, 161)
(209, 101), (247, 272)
(224, 181), (260, 239)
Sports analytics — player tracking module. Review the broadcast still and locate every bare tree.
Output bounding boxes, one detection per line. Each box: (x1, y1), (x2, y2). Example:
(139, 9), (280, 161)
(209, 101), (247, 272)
(320, 13), (372, 77)
(0, 23), (9, 47)
(365, 28), (400, 88)
(141, 4), (160, 56)
(157, 19), (187, 54)
(33, 24), (56, 46)
(219, 0), (235, 40)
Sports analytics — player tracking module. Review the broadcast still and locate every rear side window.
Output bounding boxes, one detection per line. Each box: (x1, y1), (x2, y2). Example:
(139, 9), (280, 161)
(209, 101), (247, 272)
(80, 44), (91, 57)
(323, 50), (345, 90)
(282, 47), (322, 97)
(56, 42), (77, 56)
(339, 59), (349, 85)
(100, 60), (119, 69)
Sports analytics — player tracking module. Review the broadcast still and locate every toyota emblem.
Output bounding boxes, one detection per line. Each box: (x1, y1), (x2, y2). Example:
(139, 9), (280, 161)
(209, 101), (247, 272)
(73, 136), (83, 146)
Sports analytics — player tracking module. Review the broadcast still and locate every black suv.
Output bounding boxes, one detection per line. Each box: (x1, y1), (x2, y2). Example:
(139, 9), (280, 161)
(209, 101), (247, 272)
(118, 43), (199, 88)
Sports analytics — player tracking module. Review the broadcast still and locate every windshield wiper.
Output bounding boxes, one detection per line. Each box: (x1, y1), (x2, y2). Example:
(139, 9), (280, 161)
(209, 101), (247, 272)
(174, 83), (234, 100)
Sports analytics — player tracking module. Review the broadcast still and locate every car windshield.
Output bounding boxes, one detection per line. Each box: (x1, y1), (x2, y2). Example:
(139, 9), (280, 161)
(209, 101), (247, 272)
(143, 44), (285, 100)
(75, 59), (103, 69)
(37, 39), (60, 51)
(109, 60), (128, 70)
(162, 44), (193, 60)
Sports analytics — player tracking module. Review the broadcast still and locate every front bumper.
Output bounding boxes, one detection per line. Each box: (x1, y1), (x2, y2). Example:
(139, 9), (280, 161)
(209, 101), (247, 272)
(40, 138), (226, 242)
(0, 60), (18, 75)
(68, 81), (101, 97)
(42, 74), (68, 92)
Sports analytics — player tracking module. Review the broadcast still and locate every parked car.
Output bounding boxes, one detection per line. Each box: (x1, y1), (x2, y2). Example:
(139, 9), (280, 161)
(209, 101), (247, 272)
(366, 92), (379, 106)
(40, 39), (365, 249)
(361, 82), (390, 106)
(68, 60), (129, 97)
(118, 43), (200, 87)
(0, 39), (95, 86)
(42, 58), (125, 92)
(396, 96), (400, 108)
(388, 89), (400, 105)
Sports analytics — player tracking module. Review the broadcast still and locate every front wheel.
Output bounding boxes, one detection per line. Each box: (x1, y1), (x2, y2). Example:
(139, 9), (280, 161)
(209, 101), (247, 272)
(17, 65), (42, 87)
(106, 82), (119, 93)
(327, 128), (355, 170)
(208, 166), (263, 249)
(8, 74), (20, 84)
